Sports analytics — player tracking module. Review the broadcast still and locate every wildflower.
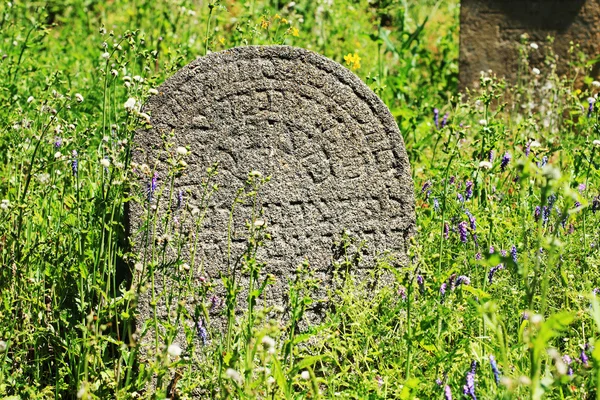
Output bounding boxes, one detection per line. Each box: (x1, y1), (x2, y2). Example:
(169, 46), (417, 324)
(532, 67), (540, 75)
(417, 275), (425, 294)
(465, 181), (474, 199)
(71, 150), (78, 176)
(209, 295), (222, 312)
(0, 199), (9, 210)
(124, 97), (137, 111)
(261, 335), (276, 354)
(421, 180), (431, 193)
(534, 206), (541, 221)
(441, 113), (449, 128)
(589, 97), (597, 118)
(100, 157), (110, 169)
(444, 222), (449, 239)
(488, 264), (504, 284)
(440, 282), (447, 295)
(101, 52), (110, 59)
(539, 155), (548, 167)
(457, 193), (464, 203)
(542, 206), (550, 224)
(458, 221), (468, 243)
(343, 53), (361, 70)
(500, 152), (511, 171)
(563, 355), (573, 376)
(489, 246), (494, 254)
(479, 161), (492, 169)
(444, 385), (452, 400)
(580, 349), (589, 367)
(593, 81), (600, 88)
(592, 196), (600, 212)
(475, 252), (481, 260)
(197, 318), (209, 346)
(530, 42), (539, 49)
(433, 198), (440, 213)
(167, 343), (182, 357)
(489, 356), (500, 385)
(177, 190), (184, 209)
(511, 245), (518, 263)
(75, 93), (84, 103)
(456, 275), (471, 286)
(147, 172), (158, 202)
(478, 119), (487, 126)
(300, 370), (310, 380)
(27, 96), (34, 103)
(290, 27), (299, 37)
(110, 69), (118, 77)
(594, 140), (600, 147)
(463, 361), (477, 400)
(433, 108), (440, 129)
(226, 368), (243, 384)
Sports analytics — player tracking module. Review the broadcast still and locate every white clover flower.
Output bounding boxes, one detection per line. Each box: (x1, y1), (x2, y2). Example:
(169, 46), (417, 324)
(139, 112), (151, 124)
(532, 68), (541, 75)
(124, 97), (137, 111)
(101, 52), (110, 59)
(176, 146), (188, 155)
(530, 42), (539, 50)
(37, 173), (50, 184)
(479, 161), (492, 170)
(529, 140), (541, 148)
(123, 75), (132, 82)
(100, 158), (110, 168)
(75, 93), (84, 103)
(593, 81), (600, 88)
(148, 88), (159, 95)
(110, 69), (118, 77)
(300, 370), (310, 380)
(530, 314), (544, 326)
(0, 340), (6, 352)
(588, 97), (597, 105)
(167, 343), (182, 357)
(267, 376), (275, 385)
(54, 125), (63, 134)
(478, 119), (487, 126)
(27, 96), (34, 103)
(133, 75), (143, 82)
(1, 200), (10, 210)
(226, 368), (243, 384)
(54, 151), (62, 159)
(261, 335), (276, 351)
(134, 262), (143, 272)
(593, 139), (600, 147)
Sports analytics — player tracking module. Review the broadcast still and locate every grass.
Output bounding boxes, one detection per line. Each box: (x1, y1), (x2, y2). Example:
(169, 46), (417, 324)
(0, 0), (600, 399)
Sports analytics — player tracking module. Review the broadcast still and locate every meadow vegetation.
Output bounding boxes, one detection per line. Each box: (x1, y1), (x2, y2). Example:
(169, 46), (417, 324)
(0, 0), (599, 398)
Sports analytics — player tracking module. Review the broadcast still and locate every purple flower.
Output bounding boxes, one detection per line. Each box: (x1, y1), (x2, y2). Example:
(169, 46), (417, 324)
(71, 150), (78, 176)
(525, 142), (531, 157)
(463, 361), (477, 400)
(500, 152), (511, 171)
(575, 201), (581, 208)
(534, 206), (541, 221)
(511, 245), (518, 263)
(465, 180), (474, 200)
(147, 172), (159, 202)
(580, 349), (589, 367)
(398, 286), (407, 301)
(209, 295), (222, 312)
(449, 176), (455, 185)
(588, 98), (595, 118)
(444, 222), (449, 239)
(177, 189), (184, 209)
(54, 137), (62, 148)
(468, 214), (476, 232)
(500, 249), (507, 257)
(197, 318), (209, 346)
(578, 183), (586, 193)
(434, 108), (440, 129)
(592, 196), (600, 213)
(521, 312), (529, 321)
(542, 206), (551, 225)
(489, 246), (494, 254)
(444, 385), (452, 400)
(489, 149), (494, 163)
(421, 180), (432, 193)
(475, 252), (482, 260)
(563, 355), (573, 376)
(441, 113), (449, 128)
(436, 378), (443, 386)
(489, 356), (500, 385)
(457, 193), (464, 203)
(456, 275), (471, 286)
(488, 264), (504, 284)
(540, 156), (548, 167)
(417, 275), (425, 294)
(440, 282), (447, 295)
(458, 221), (468, 243)
(434, 198), (440, 213)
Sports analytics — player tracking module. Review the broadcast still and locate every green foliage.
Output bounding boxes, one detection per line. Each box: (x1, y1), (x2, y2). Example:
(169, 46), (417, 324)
(0, 0), (600, 399)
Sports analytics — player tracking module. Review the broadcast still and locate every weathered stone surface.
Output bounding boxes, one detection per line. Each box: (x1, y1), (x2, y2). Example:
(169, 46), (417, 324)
(129, 46), (414, 343)
(459, 0), (600, 89)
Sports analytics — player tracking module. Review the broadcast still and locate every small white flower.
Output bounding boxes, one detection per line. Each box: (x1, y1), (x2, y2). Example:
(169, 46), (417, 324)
(300, 370), (310, 380)
(593, 81), (600, 88)
(75, 93), (84, 103)
(167, 343), (182, 357)
(593, 139), (600, 147)
(0, 340), (6, 352)
(37, 173), (50, 184)
(123, 75), (132, 82)
(254, 219), (266, 227)
(134, 262), (143, 272)
(149, 88), (159, 95)
(529, 140), (542, 148)
(532, 67), (540, 75)
(176, 146), (188, 155)
(479, 161), (492, 170)
(76, 383), (87, 399)
(226, 368), (243, 384)
(54, 151), (62, 159)
(124, 97), (137, 111)
(101, 52), (110, 59)
(139, 112), (151, 124)
(110, 69), (118, 77)
(478, 119), (487, 126)
(267, 376), (275, 385)
(54, 125), (63, 134)
(261, 335), (276, 351)
(181, 263), (190, 271)
(1, 200), (9, 210)
(588, 97), (597, 105)
(191, 207), (200, 216)
(133, 75), (143, 82)
(249, 170), (262, 177)
(27, 96), (34, 103)
(100, 158), (110, 168)
(530, 42), (539, 50)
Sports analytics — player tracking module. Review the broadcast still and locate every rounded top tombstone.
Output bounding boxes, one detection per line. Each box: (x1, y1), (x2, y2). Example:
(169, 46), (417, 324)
(130, 45), (414, 318)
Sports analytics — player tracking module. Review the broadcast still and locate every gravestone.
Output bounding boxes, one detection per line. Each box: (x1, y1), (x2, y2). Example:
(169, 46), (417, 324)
(129, 46), (414, 352)
(459, 0), (600, 89)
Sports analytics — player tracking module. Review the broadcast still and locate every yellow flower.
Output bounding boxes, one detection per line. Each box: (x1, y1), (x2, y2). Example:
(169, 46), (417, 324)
(291, 27), (299, 37)
(575, 89), (582, 96)
(281, 18), (288, 24)
(219, 37), (225, 46)
(344, 52), (361, 70)
(274, 14), (281, 19)
(261, 19), (270, 29)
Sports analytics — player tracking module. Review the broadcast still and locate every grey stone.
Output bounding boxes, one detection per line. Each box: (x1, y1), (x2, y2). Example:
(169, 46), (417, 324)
(459, 0), (600, 90)
(129, 46), (414, 350)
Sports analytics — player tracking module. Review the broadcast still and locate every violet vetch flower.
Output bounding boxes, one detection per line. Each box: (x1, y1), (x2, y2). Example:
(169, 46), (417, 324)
(398, 286), (407, 301)
(449, 176), (455, 185)
(511, 245), (518, 263)
(580, 349), (589, 367)
(525, 142), (531, 157)
(434, 108), (440, 129)
(588, 97), (595, 118)
(489, 246), (494, 254)
(458, 221), (468, 243)
(197, 318), (209, 346)
(521, 312), (529, 321)
(489, 149), (494, 163)
(534, 206), (541, 221)
(578, 183), (586, 193)
(540, 156), (548, 167)
(441, 113), (449, 128)
(457, 193), (464, 203)
(54, 137), (62, 148)
(456, 275), (471, 286)
(500, 249), (507, 257)
(488, 264), (504, 284)
(500, 152), (511, 171)
(417, 275), (425, 294)
(475, 252), (482, 260)
(489, 355), (500, 385)
(592, 196), (600, 213)
(444, 385), (452, 400)
(542, 206), (551, 225)
(563, 355), (573, 376)
(440, 282), (447, 296)
(435, 378), (443, 386)
(71, 150), (78, 176)
(463, 361), (477, 400)
(465, 180), (474, 200)
(177, 189), (184, 209)
(444, 222), (449, 240)
(147, 172), (158, 202)
(209, 295), (222, 312)
(434, 198), (440, 213)
(421, 180), (431, 193)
